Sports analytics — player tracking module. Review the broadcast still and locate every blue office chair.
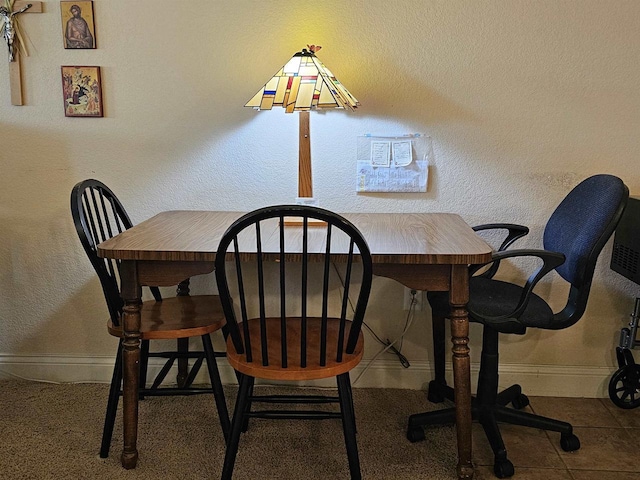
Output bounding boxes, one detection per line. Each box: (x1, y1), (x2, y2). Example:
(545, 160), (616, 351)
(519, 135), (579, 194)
(407, 174), (628, 478)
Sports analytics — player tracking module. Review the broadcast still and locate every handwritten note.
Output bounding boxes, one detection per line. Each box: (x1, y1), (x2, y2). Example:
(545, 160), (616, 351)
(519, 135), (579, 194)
(370, 141), (391, 167)
(392, 141), (412, 166)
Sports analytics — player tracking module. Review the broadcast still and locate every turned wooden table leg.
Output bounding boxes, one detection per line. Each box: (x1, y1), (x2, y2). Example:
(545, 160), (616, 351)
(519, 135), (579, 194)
(450, 265), (474, 479)
(120, 261), (142, 469)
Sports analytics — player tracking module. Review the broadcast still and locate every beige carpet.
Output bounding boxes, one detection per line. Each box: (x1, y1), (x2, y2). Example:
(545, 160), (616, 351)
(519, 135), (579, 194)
(0, 380), (458, 479)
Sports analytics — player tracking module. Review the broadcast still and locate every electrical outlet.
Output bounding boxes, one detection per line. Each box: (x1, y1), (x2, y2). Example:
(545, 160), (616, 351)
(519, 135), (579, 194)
(403, 288), (425, 311)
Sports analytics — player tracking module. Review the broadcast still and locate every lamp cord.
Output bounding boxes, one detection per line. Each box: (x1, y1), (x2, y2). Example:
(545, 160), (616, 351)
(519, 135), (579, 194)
(332, 263), (414, 378)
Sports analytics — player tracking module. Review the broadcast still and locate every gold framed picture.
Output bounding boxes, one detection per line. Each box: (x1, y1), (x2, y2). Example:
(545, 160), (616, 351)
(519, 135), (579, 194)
(60, 1), (96, 49)
(61, 66), (103, 117)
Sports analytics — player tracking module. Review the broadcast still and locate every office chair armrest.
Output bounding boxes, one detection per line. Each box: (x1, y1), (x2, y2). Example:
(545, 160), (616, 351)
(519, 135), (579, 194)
(470, 249), (566, 333)
(472, 224), (530, 278)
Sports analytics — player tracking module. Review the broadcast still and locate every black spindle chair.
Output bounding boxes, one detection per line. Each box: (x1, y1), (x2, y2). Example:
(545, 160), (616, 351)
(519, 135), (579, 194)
(215, 205), (373, 480)
(70, 179), (230, 458)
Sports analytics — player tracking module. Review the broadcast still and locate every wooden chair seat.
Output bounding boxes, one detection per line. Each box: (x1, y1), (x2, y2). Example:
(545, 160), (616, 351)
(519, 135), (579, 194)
(107, 295), (226, 340)
(226, 317), (364, 381)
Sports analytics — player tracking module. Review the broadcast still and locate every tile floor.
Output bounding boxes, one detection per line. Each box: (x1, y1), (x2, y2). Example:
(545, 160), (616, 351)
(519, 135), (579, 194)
(472, 396), (640, 479)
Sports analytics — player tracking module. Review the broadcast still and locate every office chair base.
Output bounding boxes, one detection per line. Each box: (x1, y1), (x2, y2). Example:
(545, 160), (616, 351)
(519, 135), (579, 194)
(427, 379), (454, 404)
(406, 386), (580, 478)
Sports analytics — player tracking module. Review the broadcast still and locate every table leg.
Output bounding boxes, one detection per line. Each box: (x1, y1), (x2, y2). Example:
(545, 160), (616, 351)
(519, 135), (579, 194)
(120, 261), (142, 469)
(450, 265), (474, 479)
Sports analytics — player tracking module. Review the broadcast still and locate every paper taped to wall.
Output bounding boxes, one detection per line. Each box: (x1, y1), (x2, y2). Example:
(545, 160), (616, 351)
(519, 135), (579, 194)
(356, 134), (431, 193)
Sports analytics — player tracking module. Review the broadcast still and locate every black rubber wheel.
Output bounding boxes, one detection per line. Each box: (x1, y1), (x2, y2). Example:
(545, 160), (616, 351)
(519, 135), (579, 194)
(511, 393), (530, 410)
(406, 425), (426, 443)
(609, 364), (640, 409)
(493, 459), (515, 478)
(560, 433), (580, 452)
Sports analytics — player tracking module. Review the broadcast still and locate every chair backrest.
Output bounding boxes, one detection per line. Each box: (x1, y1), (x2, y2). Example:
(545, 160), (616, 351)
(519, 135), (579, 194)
(215, 205), (373, 368)
(70, 179), (160, 326)
(543, 174), (629, 327)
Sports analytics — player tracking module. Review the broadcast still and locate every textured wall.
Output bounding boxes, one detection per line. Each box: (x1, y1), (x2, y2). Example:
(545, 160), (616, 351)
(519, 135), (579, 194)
(1, 1), (639, 383)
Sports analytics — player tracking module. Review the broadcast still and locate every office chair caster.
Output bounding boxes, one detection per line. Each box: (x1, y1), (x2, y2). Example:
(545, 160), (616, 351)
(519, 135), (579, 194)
(511, 393), (529, 410)
(609, 363), (640, 409)
(560, 433), (580, 451)
(406, 425), (426, 443)
(493, 458), (514, 478)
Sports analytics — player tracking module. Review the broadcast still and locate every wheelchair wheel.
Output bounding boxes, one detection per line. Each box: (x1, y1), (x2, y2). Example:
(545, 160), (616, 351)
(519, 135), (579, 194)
(609, 364), (640, 409)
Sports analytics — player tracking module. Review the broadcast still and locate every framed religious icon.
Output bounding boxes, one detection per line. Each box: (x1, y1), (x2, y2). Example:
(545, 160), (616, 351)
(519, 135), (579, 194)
(60, 1), (95, 49)
(61, 66), (103, 117)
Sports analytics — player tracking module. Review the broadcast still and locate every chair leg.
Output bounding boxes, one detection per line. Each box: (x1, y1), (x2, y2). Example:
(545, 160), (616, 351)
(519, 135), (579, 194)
(177, 337), (189, 388)
(100, 341), (123, 458)
(337, 373), (362, 480)
(201, 333), (231, 441)
(221, 374), (253, 480)
(241, 380), (254, 433)
(345, 372), (357, 433)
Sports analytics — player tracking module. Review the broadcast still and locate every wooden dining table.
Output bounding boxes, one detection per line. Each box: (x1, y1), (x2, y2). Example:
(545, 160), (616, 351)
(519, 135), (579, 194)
(97, 210), (492, 479)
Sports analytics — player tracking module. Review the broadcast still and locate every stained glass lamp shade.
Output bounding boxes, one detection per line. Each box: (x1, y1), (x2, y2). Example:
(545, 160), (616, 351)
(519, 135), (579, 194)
(245, 46), (359, 199)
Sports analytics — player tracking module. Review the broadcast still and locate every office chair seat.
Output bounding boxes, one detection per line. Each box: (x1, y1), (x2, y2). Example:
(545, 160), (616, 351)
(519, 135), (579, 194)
(470, 278), (555, 330)
(431, 277), (554, 334)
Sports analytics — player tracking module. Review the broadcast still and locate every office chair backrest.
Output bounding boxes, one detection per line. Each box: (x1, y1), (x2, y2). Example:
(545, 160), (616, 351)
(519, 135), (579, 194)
(215, 205), (373, 368)
(543, 174), (628, 327)
(71, 179), (160, 326)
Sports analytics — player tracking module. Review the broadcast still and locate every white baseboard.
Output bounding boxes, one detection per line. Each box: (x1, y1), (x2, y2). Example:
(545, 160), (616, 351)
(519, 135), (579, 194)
(0, 354), (615, 398)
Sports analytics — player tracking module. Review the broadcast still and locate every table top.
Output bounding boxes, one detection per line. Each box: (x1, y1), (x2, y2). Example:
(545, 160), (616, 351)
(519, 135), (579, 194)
(97, 210), (492, 265)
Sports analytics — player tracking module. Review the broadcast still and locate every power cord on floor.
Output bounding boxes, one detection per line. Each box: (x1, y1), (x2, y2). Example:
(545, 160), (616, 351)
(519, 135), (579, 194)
(332, 263), (417, 377)
(384, 338), (410, 369)
(352, 303), (417, 385)
(361, 319), (412, 368)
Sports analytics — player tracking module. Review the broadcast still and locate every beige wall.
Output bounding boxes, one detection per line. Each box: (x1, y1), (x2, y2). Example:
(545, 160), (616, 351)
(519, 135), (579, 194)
(1, 0), (639, 395)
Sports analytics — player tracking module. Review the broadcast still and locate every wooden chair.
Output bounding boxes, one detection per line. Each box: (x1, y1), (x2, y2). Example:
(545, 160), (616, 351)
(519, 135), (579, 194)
(70, 179), (230, 458)
(214, 205), (373, 480)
